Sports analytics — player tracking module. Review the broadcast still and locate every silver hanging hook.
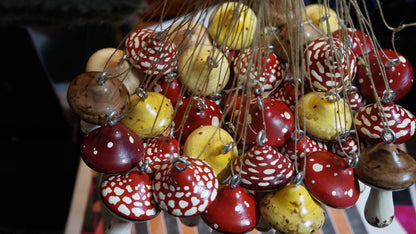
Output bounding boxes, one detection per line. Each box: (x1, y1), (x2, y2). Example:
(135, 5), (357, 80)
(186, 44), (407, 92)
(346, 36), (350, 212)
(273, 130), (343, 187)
(140, 158), (151, 173)
(96, 72), (109, 85)
(338, 130), (351, 142)
(385, 58), (399, 68)
(107, 111), (119, 126)
(136, 88), (148, 100)
(172, 158), (189, 172)
(207, 56), (219, 68)
(382, 89), (396, 103)
(195, 97), (207, 110)
(381, 128), (396, 144)
(291, 129), (305, 141)
(325, 91), (341, 103)
(346, 85), (358, 94)
(257, 96), (264, 111)
(293, 172), (304, 185)
(222, 142), (234, 154)
(118, 54), (128, 68)
(347, 153), (359, 168)
(225, 122), (236, 134)
(257, 130), (267, 146)
(229, 174), (241, 188)
(164, 73), (177, 83)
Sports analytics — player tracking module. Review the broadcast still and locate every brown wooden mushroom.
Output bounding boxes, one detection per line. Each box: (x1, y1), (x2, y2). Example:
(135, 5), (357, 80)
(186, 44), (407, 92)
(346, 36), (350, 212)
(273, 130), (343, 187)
(354, 143), (416, 227)
(67, 72), (130, 125)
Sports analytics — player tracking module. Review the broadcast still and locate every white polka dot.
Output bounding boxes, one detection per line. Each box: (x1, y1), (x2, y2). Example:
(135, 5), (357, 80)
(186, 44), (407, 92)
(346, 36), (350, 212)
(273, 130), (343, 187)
(107, 142), (114, 148)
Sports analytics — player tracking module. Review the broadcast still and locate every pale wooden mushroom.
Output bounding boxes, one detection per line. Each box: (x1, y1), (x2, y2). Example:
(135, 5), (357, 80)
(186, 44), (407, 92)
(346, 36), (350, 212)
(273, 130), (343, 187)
(354, 143), (416, 227)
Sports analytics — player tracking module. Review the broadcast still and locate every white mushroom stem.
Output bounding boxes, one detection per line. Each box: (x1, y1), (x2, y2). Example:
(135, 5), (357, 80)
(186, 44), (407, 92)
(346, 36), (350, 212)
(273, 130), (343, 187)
(179, 214), (201, 227)
(104, 216), (132, 234)
(364, 187), (395, 228)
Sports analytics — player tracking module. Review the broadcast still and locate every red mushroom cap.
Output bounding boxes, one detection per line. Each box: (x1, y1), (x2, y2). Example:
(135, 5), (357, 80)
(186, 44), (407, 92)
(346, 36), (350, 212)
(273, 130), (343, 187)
(332, 28), (373, 57)
(143, 136), (180, 178)
(81, 122), (144, 174)
(304, 151), (360, 208)
(236, 97), (294, 148)
(152, 156), (219, 217)
(356, 49), (414, 102)
(233, 144), (294, 191)
(354, 102), (416, 144)
(125, 28), (177, 75)
(173, 97), (222, 144)
(304, 37), (357, 91)
(100, 170), (160, 221)
(234, 47), (285, 91)
(200, 182), (260, 233)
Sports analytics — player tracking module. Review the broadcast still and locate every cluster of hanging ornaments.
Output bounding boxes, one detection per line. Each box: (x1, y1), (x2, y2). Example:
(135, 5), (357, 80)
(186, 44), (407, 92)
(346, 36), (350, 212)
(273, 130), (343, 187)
(66, 0), (416, 233)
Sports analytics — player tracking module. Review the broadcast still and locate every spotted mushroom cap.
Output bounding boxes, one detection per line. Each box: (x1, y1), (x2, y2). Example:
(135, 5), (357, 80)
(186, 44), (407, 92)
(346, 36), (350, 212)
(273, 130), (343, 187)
(356, 49), (414, 102)
(354, 102), (416, 144)
(200, 183), (260, 233)
(233, 144), (294, 191)
(354, 143), (416, 190)
(233, 47), (285, 91)
(304, 151), (360, 208)
(332, 28), (373, 57)
(152, 156), (219, 217)
(237, 97), (294, 148)
(100, 170), (160, 221)
(173, 97), (222, 144)
(143, 136), (180, 178)
(304, 37), (356, 91)
(81, 122), (144, 174)
(279, 135), (328, 162)
(125, 28), (177, 75)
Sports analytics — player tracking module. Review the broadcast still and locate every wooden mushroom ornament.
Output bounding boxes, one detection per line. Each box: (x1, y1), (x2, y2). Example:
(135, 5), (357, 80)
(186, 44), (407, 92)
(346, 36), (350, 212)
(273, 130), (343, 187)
(152, 156), (219, 217)
(303, 151), (360, 208)
(354, 143), (416, 227)
(200, 176), (260, 233)
(80, 122), (144, 174)
(67, 72), (130, 125)
(260, 182), (325, 234)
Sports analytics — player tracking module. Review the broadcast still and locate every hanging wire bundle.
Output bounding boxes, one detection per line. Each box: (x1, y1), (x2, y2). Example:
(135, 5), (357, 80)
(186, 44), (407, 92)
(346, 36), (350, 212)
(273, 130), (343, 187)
(66, 0), (416, 233)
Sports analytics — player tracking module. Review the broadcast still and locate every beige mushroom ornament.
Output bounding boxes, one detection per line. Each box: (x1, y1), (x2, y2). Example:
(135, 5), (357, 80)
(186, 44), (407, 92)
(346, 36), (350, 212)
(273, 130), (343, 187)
(354, 143), (416, 227)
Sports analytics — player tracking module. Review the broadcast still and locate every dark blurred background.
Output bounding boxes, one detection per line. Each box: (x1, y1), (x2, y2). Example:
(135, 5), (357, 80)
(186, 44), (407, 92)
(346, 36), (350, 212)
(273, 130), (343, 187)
(0, 0), (415, 233)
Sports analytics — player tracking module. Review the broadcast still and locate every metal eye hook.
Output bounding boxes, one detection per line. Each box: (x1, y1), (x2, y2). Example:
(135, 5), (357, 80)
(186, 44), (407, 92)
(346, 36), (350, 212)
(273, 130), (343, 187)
(96, 72), (109, 85)
(172, 158), (189, 172)
(229, 174), (241, 188)
(381, 128), (396, 144)
(136, 88), (148, 100)
(107, 111), (119, 126)
(293, 172), (304, 185)
(168, 126), (174, 141)
(164, 73), (177, 83)
(195, 97), (207, 110)
(118, 54), (128, 68)
(382, 89), (396, 103)
(325, 91), (341, 103)
(338, 130), (351, 142)
(347, 153), (359, 168)
(319, 13), (332, 23)
(291, 129), (305, 141)
(207, 56), (219, 68)
(257, 130), (267, 146)
(140, 158), (151, 173)
(346, 85), (358, 94)
(222, 142), (234, 154)
(225, 122), (236, 134)
(257, 96), (264, 111)
(254, 83), (264, 97)
(385, 58), (399, 68)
